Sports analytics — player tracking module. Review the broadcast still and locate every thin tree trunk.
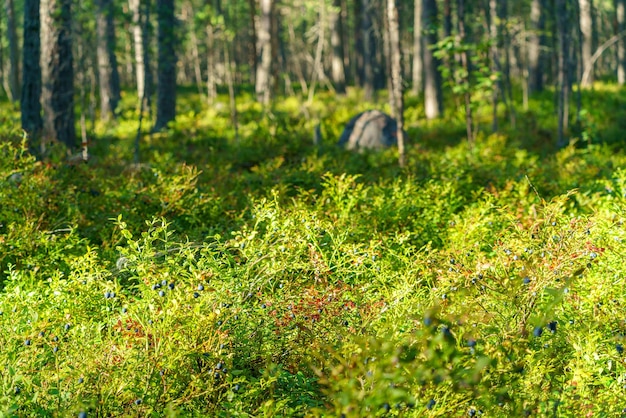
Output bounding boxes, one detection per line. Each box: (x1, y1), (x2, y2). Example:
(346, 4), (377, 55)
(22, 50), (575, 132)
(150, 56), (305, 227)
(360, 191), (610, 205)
(41, 0), (75, 150)
(579, 0), (593, 86)
(224, 44), (239, 143)
(423, 0), (442, 119)
(308, 0), (326, 104)
(457, 0), (473, 143)
(154, 0), (177, 130)
(617, 0), (625, 84)
(556, 0), (569, 147)
(387, 0), (405, 167)
(248, 0), (257, 85)
(255, 0), (272, 105)
(5, 0), (19, 101)
(21, 0), (43, 153)
(443, 0), (452, 38)
(96, 0), (120, 121)
(362, 0), (375, 100)
(411, 0), (422, 95)
(330, 0), (346, 94)
(528, 0), (545, 93)
(129, 0), (151, 111)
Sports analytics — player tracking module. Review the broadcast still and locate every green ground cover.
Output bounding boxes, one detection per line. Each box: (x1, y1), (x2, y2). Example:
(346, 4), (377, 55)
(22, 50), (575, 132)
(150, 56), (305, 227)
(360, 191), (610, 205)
(1, 87), (626, 416)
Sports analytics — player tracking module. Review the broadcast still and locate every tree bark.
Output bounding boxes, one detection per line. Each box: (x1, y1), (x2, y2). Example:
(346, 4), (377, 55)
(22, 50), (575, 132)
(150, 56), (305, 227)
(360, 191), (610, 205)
(556, 0), (569, 147)
(330, 0), (346, 94)
(387, 0), (405, 167)
(5, 0), (19, 101)
(579, 0), (593, 86)
(96, 0), (121, 121)
(528, 0), (545, 93)
(411, 0), (422, 95)
(129, 0), (151, 110)
(423, 0), (442, 119)
(21, 0), (43, 152)
(457, 0), (473, 142)
(255, 0), (273, 105)
(154, 0), (177, 130)
(361, 0), (375, 100)
(617, 0), (625, 84)
(40, 0), (75, 150)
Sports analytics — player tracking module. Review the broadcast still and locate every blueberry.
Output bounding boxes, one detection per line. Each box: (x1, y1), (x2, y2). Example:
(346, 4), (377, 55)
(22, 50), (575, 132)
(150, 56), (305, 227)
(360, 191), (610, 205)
(38, 331), (45, 338)
(261, 304), (267, 309)
(233, 384), (240, 392)
(25, 339), (31, 346)
(523, 277), (531, 285)
(469, 408), (477, 417)
(104, 292), (111, 299)
(533, 326), (543, 337)
(110, 292), (115, 298)
(216, 362), (223, 370)
(159, 290), (165, 297)
(161, 280), (168, 286)
(53, 346), (59, 353)
(78, 412), (87, 418)
(217, 320), (223, 326)
(617, 343), (624, 354)
(467, 339), (477, 348)
(424, 317), (433, 326)
(64, 324), (71, 331)
(14, 386), (20, 395)
(152, 284), (161, 290)
(382, 403), (390, 412)
(168, 283), (175, 290)
(122, 307), (128, 313)
(548, 321), (557, 333)
(197, 284), (204, 291)
(342, 320), (349, 326)
(78, 377), (84, 384)
(426, 399), (436, 409)
(134, 398), (142, 405)
(193, 292), (200, 298)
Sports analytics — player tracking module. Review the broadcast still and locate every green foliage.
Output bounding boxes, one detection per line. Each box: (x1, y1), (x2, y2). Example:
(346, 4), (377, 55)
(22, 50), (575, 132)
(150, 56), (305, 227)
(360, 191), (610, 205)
(1, 88), (626, 416)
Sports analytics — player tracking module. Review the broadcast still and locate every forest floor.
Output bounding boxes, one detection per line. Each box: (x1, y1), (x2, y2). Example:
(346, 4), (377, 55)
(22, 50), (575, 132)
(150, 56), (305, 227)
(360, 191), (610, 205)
(1, 86), (626, 416)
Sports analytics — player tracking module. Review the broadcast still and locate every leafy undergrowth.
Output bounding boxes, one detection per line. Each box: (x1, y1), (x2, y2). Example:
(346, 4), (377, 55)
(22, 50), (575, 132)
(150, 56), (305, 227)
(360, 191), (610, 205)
(1, 89), (626, 417)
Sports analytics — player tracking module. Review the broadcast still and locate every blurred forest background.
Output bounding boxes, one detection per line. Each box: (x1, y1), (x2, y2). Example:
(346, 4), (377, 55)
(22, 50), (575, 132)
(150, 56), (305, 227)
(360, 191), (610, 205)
(1, 0), (625, 156)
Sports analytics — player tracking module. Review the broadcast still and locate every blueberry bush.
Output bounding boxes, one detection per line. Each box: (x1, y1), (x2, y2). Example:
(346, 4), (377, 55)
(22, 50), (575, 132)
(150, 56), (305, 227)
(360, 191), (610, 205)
(1, 87), (626, 417)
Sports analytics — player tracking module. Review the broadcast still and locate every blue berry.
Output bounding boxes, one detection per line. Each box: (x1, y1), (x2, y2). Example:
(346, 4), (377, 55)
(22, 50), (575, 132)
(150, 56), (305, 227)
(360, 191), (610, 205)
(134, 398), (142, 405)
(193, 292), (200, 298)
(64, 324), (71, 331)
(25, 339), (31, 346)
(14, 386), (20, 395)
(161, 280), (168, 286)
(53, 346), (59, 353)
(426, 399), (436, 410)
(122, 307), (128, 313)
(467, 339), (477, 348)
(159, 290), (165, 297)
(548, 321), (557, 333)
(533, 326), (543, 337)
(78, 412), (87, 418)
(78, 377), (84, 384)
(523, 277), (531, 285)
(616, 344), (624, 354)
(168, 282), (175, 290)
(152, 284), (161, 290)
(197, 284), (204, 291)
(233, 384), (240, 392)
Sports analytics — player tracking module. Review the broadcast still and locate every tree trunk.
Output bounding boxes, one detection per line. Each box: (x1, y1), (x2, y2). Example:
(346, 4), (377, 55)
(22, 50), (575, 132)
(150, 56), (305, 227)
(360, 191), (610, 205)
(387, 0), (405, 167)
(330, 0), (346, 94)
(443, 0), (452, 38)
(21, 0), (43, 152)
(5, 0), (19, 102)
(528, 0), (545, 93)
(154, 0), (177, 130)
(361, 0), (375, 100)
(579, 0), (593, 86)
(411, 0), (422, 95)
(247, 0), (257, 85)
(40, 0), (75, 150)
(423, 0), (442, 119)
(556, 0), (569, 147)
(96, 0), (120, 121)
(129, 0), (151, 110)
(457, 0), (473, 142)
(255, 0), (272, 105)
(617, 0), (625, 84)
